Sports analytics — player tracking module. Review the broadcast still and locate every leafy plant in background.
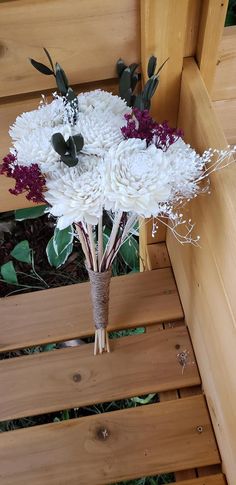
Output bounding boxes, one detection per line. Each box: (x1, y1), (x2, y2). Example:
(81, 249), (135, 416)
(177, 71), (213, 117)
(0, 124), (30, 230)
(0, 239), (48, 293)
(225, 0), (236, 25)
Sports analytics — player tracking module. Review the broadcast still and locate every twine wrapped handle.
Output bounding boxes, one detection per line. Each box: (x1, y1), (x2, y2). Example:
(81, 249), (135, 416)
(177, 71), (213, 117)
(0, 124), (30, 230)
(87, 267), (112, 354)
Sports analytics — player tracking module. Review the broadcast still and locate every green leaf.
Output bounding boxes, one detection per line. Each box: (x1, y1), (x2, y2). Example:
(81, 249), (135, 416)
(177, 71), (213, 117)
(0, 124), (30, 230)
(147, 55), (157, 78)
(15, 205), (48, 221)
(11, 240), (31, 264)
(55, 62), (69, 95)
(43, 47), (55, 73)
(116, 58), (127, 78)
(156, 56), (169, 76)
(0, 261), (18, 284)
(119, 67), (132, 105)
(119, 236), (139, 271)
(142, 76), (159, 102)
(61, 154), (78, 167)
(70, 134), (84, 152)
(29, 58), (54, 76)
(51, 133), (67, 156)
(46, 237), (73, 268)
(129, 62), (139, 76)
(53, 226), (73, 256)
(131, 393), (156, 405)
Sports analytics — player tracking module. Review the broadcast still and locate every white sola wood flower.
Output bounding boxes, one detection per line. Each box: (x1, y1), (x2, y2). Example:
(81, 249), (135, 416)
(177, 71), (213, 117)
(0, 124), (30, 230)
(75, 108), (124, 156)
(104, 139), (172, 215)
(45, 158), (105, 229)
(77, 89), (130, 115)
(9, 97), (65, 140)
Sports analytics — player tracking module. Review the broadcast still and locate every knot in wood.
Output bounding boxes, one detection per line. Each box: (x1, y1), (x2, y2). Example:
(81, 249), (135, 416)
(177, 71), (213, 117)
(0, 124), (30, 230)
(96, 427), (110, 441)
(73, 373), (81, 382)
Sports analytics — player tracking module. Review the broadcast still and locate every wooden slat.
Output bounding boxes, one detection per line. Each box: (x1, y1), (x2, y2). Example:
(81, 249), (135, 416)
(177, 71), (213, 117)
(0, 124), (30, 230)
(146, 242), (171, 270)
(0, 0), (139, 98)
(0, 396), (220, 485)
(184, 0), (203, 57)
(212, 26), (236, 101)
(0, 326), (199, 421)
(213, 98), (236, 145)
(0, 267), (183, 352)
(167, 57), (236, 485)
(141, 0), (189, 127)
(0, 79), (118, 211)
(196, 0), (228, 93)
(171, 475), (226, 485)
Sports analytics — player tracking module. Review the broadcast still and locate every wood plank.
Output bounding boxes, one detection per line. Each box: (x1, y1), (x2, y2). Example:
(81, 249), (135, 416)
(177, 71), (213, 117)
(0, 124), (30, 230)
(171, 475), (226, 485)
(213, 98), (236, 145)
(139, 219), (167, 270)
(196, 0), (228, 93)
(0, 79), (118, 211)
(0, 0), (139, 98)
(141, 0), (189, 127)
(146, 242), (171, 270)
(0, 267), (183, 352)
(167, 57), (236, 485)
(0, 326), (199, 421)
(0, 396), (220, 485)
(184, 0), (203, 57)
(212, 26), (236, 101)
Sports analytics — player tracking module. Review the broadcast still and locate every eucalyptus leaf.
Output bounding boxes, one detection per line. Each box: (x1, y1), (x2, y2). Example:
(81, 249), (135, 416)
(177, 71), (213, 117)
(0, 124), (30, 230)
(68, 134), (84, 153)
(29, 58), (54, 76)
(55, 63), (69, 95)
(51, 133), (67, 156)
(116, 58), (127, 78)
(61, 154), (78, 167)
(15, 205), (48, 221)
(147, 55), (157, 78)
(156, 56), (169, 76)
(0, 261), (18, 284)
(129, 62), (139, 76)
(11, 240), (31, 264)
(43, 47), (55, 74)
(131, 72), (139, 91)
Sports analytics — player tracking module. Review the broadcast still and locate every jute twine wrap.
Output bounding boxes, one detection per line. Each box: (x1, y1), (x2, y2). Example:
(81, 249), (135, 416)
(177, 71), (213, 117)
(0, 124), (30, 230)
(87, 268), (112, 330)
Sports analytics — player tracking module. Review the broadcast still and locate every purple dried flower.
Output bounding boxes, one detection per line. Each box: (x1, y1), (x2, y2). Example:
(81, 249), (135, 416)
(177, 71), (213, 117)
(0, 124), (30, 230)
(0, 153), (46, 203)
(121, 108), (183, 151)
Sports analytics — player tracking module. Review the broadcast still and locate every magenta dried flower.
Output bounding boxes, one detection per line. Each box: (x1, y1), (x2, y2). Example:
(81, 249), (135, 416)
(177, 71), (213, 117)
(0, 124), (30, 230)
(0, 153), (46, 203)
(121, 108), (183, 151)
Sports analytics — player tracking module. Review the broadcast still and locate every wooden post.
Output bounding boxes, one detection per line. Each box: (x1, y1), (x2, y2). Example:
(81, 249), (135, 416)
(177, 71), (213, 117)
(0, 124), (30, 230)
(196, 0), (229, 93)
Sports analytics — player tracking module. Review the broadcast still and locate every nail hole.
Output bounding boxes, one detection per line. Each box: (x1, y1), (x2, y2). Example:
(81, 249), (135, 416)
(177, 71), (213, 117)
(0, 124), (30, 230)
(175, 344), (180, 349)
(196, 425), (203, 433)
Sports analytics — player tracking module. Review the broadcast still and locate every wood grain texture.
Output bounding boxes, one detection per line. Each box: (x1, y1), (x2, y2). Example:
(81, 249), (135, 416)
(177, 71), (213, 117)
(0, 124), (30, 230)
(213, 99), (236, 145)
(171, 475), (226, 485)
(196, 0), (228, 93)
(0, 396), (220, 485)
(146, 242), (171, 270)
(212, 26), (236, 101)
(0, 0), (139, 97)
(0, 267), (183, 352)
(0, 79), (118, 211)
(141, 0), (189, 127)
(167, 57), (236, 485)
(184, 0), (203, 57)
(0, 326), (199, 421)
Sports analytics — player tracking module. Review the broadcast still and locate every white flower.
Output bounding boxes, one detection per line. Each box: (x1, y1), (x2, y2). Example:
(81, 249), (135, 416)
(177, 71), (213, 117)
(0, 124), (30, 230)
(45, 160), (105, 229)
(9, 97), (65, 141)
(77, 89), (130, 116)
(104, 139), (171, 216)
(75, 108), (124, 156)
(165, 138), (204, 199)
(11, 124), (74, 172)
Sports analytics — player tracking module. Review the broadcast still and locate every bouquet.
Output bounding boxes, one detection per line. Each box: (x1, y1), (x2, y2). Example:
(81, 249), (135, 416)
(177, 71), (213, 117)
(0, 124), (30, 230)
(1, 50), (235, 354)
